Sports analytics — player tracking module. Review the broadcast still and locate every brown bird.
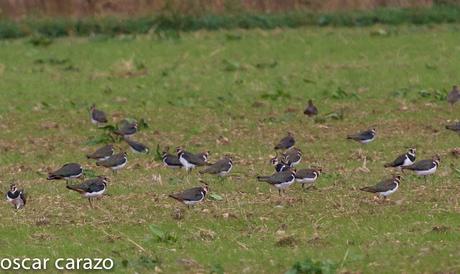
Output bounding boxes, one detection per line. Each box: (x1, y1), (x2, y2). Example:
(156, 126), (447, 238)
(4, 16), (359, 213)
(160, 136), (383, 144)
(274, 132), (295, 150)
(86, 144), (114, 160)
(303, 99), (318, 117)
(447, 85), (460, 105)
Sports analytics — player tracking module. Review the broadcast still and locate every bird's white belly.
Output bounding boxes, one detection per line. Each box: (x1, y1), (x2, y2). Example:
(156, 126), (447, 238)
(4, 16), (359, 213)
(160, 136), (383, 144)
(179, 156), (195, 170)
(112, 160), (127, 170)
(84, 189), (106, 198)
(402, 157), (414, 167)
(91, 118), (99, 124)
(184, 197), (203, 205)
(296, 176), (317, 184)
(360, 137), (374, 144)
(379, 184), (398, 197)
(69, 172), (83, 179)
(415, 166), (436, 176)
(289, 158), (301, 167)
(274, 178), (295, 190)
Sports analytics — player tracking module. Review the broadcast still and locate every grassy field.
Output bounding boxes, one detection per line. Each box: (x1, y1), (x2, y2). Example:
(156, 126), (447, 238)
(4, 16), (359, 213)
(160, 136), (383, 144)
(0, 24), (459, 273)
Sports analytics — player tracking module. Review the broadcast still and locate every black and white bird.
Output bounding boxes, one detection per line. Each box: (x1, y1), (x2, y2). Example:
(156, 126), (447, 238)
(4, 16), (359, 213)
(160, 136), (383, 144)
(347, 128), (376, 144)
(282, 147), (302, 167)
(446, 122), (460, 133)
(274, 132), (295, 150)
(304, 99), (318, 117)
(90, 104), (108, 125)
(199, 157), (233, 177)
(176, 147), (208, 172)
(86, 144), (114, 160)
(360, 175), (401, 200)
(270, 156), (290, 173)
(295, 168), (321, 189)
(402, 155), (440, 182)
(169, 185), (209, 208)
(384, 148), (416, 169)
(96, 152), (128, 173)
(47, 163), (83, 181)
(124, 137), (149, 154)
(6, 184), (26, 209)
(66, 176), (108, 208)
(447, 85), (460, 105)
(257, 170), (296, 195)
(114, 121), (137, 137)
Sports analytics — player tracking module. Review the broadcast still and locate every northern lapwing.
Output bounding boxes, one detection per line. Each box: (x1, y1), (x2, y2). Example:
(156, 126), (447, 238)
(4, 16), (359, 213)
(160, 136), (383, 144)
(274, 132), (295, 150)
(6, 184), (26, 209)
(90, 104), (108, 125)
(114, 121), (137, 137)
(282, 147), (302, 167)
(124, 137), (149, 154)
(86, 144), (114, 160)
(447, 85), (460, 105)
(47, 163), (83, 181)
(401, 155), (440, 182)
(360, 175), (401, 201)
(270, 156), (290, 173)
(66, 176), (108, 208)
(199, 157), (233, 177)
(446, 122), (460, 133)
(257, 169), (296, 195)
(176, 147), (208, 172)
(169, 185), (209, 208)
(384, 148), (416, 170)
(347, 128), (376, 144)
(295, 168), (321, 189)
(96, 152), (128, 173)
(304, 99), (318, 117)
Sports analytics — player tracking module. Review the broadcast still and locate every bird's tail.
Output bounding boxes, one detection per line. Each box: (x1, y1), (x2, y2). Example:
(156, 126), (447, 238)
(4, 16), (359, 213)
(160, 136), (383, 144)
(47, 174), (60, 180)
(257, 176), (270, 182)
(168, 194), (182, 201)
(360, 187), (374, 193)
(383, 162), (393, 168)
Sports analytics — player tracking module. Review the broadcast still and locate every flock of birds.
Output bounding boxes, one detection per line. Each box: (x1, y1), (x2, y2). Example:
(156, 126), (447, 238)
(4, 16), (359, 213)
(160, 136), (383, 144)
(5, 85), (460, 210)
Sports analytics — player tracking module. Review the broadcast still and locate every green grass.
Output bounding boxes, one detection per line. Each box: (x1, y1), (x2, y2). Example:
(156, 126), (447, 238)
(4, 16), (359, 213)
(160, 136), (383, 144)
(0, 25), (460, 273)
(3, 5), (460, 39)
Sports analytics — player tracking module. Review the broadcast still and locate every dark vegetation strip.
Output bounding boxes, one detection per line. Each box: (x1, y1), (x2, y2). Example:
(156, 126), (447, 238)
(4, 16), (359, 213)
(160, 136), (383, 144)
(1, 5), (460, 39)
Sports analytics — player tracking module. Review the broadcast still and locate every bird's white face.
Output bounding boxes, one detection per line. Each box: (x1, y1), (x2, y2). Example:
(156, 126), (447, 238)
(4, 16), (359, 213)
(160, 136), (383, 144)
(10, 185), (17, 192)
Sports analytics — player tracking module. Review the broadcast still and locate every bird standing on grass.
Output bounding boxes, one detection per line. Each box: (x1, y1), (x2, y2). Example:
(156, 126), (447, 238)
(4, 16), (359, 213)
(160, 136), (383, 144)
(96, 152), (128, 173)
(257, 169), (296, 196)
(347, 128), (376, 144)
(169, 185), (209, 208)
(401, 155), (440, 182)
(86, 144), (114, 160)
(47, 163), (83, 181)
(283, 147), (302, 167)
(6, 184), (26, 209)
(114, 121), (138, 137)
(176, 147), (208, 172)
(90, 104), (108, 125)
(124, 137), (149, 154)
(295, 168), (321, 189)
(199, 157), (233, 177)
(360, 175), (401, 201)
(274, 132), (295, 150)
(66, 176), (108, 208)
(384, 148), (416, 170)
(304, 99), (318, 117)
